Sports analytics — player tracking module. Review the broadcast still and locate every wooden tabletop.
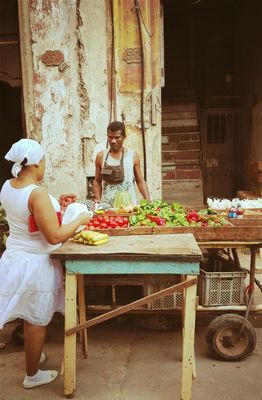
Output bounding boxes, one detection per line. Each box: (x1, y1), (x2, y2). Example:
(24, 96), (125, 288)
(51, 233), (202, 262)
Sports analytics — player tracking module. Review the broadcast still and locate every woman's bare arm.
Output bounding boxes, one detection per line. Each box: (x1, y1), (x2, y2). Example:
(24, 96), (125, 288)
(29, 188), (90, 245)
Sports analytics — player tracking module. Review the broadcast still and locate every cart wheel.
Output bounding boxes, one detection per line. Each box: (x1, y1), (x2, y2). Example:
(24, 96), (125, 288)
(12, 324), (24, 346)
(206, 314), (256, 361)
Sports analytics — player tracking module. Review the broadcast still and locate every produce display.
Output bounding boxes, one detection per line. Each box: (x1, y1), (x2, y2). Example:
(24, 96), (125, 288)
(129, 199), (230, 228)
(86, 215), (129, 230)
(113, 191), (132, 209)
(207, 197), (262, 210)
(59, 193), (77, 212)
(73, 230), (109, 245)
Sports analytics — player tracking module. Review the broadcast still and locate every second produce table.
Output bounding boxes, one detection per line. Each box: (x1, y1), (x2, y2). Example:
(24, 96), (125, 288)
(51, 233), (202, 399)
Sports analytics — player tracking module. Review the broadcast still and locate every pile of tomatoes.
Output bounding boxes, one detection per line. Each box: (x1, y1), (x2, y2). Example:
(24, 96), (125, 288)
(86, 215), (129, 230)
(59, 193), (77, 212)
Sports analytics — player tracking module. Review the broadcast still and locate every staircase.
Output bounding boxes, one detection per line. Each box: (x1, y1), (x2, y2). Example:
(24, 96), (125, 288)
(162, 102), (204, 207)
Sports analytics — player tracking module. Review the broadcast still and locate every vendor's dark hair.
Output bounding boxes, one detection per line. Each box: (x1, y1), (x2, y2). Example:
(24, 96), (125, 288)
(107, 121), (126, 137)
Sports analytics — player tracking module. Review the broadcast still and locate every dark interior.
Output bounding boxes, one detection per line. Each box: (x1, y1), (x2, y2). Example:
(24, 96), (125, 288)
(162, 0), (262, 199)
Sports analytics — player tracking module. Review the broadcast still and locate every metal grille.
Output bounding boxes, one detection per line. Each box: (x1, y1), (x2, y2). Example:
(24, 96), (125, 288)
(144, 284), (182, 310)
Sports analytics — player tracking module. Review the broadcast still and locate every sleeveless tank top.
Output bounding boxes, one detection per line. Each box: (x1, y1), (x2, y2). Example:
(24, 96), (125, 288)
(101, 148), (137, 207)
(0, 180), (61, 254)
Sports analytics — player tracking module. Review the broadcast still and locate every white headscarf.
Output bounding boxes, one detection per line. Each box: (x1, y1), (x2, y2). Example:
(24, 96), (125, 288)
(5, 138), (44, 178)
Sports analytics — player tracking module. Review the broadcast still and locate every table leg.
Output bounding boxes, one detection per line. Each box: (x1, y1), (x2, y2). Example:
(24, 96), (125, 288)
(181, 275), (196, 379)
(181, 275), (197, 400)
(64, 272), (77, 398)
(77, 274), (88, 358)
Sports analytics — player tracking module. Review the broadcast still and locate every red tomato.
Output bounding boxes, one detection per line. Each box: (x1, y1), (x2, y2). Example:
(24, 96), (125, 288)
(109, 220), (118, 228)
(102, 217), (110, 224)
(115, 218), (125, 227)
(87, 224), (95, 230)
(96, 216), (103, 223)
(92, 220), (100, 228)
(122, 223), (128, 228)
(100, 222), (108, 229)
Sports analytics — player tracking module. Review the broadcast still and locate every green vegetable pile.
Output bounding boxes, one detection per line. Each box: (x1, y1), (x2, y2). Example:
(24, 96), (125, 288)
(129, 199), (230, 228)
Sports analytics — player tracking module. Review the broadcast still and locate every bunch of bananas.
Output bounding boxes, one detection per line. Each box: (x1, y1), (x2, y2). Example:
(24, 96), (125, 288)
(73, 230), (109, 246)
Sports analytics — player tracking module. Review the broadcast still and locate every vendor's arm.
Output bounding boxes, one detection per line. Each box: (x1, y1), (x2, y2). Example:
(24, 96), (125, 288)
(29, 188), (91, 245)
(93, 151), (103, 202)
(133, 152), (150, 201)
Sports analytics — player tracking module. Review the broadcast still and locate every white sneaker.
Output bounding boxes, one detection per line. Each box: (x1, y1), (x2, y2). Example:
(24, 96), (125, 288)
(23, 370), (58, 389)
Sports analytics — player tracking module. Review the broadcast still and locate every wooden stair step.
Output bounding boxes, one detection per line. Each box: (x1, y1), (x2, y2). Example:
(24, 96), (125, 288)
(162, 119), (198, 128)
(162, 159), (201, 167)
(162, 133), (200, 144)
(162, 169), (202, 181)
(162, 149), (201, 163)
(162, 104), (197, 113)
(162, 140), (200, 150)
(162, 126), (200, 134)
(162, 111), (197, 120)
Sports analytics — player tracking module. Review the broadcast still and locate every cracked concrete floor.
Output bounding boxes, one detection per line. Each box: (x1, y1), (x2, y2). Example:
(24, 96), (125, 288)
(1, 249), (262, 400)
(1, 313), (262, 400)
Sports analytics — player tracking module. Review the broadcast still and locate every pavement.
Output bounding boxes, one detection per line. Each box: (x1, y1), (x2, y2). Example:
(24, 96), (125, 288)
(1, 250), (262, 400)
(1, 312), (262, 400)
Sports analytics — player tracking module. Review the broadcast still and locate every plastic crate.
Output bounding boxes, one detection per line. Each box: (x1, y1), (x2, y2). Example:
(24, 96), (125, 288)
(143, 283), (182, 310)
(198, 266), (247, 307)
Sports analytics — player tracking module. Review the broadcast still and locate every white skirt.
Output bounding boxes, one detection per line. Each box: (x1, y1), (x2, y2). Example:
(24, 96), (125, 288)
(0, 249), (65, 328)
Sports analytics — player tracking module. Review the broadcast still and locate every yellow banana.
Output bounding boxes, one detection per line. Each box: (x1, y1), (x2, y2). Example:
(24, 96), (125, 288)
(92, 238), (109, 246)
(81, 230), (92, 240)
(74, 230), (109, 245)
(81, 230), (108, 242)
(92, 233), (108, 241)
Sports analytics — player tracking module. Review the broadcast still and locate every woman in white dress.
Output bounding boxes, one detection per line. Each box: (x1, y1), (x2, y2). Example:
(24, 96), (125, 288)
(0, 139), (90, 389)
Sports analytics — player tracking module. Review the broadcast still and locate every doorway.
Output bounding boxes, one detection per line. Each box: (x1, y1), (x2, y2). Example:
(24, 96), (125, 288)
(0, 0), (24, 188)
(162, 0), (261, 201)
(0, 82), (23, 187)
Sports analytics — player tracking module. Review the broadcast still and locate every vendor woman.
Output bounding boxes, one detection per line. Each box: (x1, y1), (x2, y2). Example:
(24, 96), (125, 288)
(93, 121), (150, 207)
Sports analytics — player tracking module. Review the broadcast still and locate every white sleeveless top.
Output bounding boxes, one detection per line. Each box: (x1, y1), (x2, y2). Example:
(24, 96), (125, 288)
(0, 180), (61, 254)
(0, 180), (64, 328)
(101, 148), (137, 207)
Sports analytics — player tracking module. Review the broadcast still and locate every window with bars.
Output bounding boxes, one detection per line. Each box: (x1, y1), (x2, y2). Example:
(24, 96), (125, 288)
(207, 114), (226, 144)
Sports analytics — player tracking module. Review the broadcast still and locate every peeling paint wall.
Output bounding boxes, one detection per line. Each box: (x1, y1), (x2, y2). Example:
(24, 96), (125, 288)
(26, 0), (87, 198)
(112, 0), (162, 200)
(77, 0), (110, 177)
(22, 0), (162, 201)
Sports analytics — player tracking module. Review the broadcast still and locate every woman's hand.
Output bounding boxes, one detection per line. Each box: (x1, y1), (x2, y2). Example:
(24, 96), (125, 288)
(77, 212), (92, 226)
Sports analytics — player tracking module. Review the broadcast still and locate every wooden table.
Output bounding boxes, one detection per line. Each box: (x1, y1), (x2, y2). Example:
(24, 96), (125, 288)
(51, 233), (202, 399)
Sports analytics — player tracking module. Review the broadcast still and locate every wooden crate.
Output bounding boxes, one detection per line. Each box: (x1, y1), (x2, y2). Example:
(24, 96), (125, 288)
(94, 224), (262, 242)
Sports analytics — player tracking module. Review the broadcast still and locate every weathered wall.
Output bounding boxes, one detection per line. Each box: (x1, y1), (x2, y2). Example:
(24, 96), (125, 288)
(112, 0), (162, 200)
(20, 0), (162, 201)
(79, 0), (162, 200)
(20, 0), (86, 198)
(78, 0), (110, 177)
